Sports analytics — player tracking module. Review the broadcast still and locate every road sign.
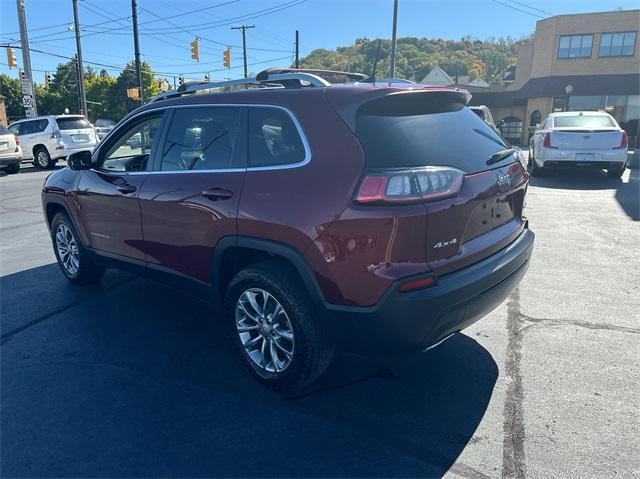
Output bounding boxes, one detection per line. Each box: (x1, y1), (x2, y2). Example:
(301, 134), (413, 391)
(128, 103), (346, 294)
(20, 79), (33, 96)
(22, 95), (33, 109)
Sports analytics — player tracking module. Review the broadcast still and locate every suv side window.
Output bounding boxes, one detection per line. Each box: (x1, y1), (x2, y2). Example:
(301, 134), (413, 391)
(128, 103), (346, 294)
(35, 119), (49, 132)
(159, 107), (242, 171)
(248, 107), (306, 168)
(100, 114), (163, 172)
(19, 121), (35, 135)
(7, 124), (19, 135)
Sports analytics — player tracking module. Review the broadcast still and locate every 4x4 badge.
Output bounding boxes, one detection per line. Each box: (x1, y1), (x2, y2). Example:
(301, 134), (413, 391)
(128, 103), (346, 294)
(497, 173), (512, 187)
(434, 238), (457, 249)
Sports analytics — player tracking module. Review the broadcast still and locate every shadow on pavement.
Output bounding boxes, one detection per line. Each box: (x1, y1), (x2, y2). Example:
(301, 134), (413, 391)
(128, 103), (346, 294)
(1, 264), (497, 477)
(530, 168), (639, 221)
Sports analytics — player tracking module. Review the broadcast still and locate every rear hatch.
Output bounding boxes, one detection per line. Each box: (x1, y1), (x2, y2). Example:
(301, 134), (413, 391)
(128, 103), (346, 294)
(341, 89), (528, 276)
(56, 116), (96, 147)
(0, 125), (18, 158)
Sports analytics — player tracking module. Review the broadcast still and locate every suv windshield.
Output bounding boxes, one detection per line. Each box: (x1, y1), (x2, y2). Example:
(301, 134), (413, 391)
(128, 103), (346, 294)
(355, 93), (510, 173)
(554, 115), (615, 128)
(56, 117), (91, 130)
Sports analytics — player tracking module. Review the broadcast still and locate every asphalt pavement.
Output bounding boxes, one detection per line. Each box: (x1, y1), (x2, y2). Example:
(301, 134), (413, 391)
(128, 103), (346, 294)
(1, 160), (639, 478)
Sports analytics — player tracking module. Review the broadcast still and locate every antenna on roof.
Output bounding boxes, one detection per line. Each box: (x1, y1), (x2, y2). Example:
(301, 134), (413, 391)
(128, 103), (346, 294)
(370, 40), (382, 83)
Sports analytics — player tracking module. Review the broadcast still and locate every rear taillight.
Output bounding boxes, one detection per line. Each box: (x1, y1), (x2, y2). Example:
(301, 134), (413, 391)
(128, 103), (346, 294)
(354, 166), (464, 204)
(399, 275), (437, 292)
(615, 131), (628, 150)
(543, 132), (556, 149)
(51, 129), (61, 139)
(13, 135), (19, 146)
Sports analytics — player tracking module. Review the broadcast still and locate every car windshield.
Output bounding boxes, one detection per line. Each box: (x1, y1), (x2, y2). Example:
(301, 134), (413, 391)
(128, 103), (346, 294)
(554, 115), (615, 128)
(56, 117), (91, 130)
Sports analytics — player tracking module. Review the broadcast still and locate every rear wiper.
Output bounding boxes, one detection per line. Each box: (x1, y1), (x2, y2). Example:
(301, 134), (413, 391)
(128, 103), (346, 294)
(486, 147), (516, 165)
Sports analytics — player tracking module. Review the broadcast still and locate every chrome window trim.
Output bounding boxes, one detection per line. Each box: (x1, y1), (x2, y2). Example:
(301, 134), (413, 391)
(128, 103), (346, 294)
(92, 103), (311, 176)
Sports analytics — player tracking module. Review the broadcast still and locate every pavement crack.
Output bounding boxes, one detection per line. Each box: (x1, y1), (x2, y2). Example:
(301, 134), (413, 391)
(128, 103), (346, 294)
(519, 313), (640, 335)
(0, 277), (135, 344)
(502, 287), (527, 479)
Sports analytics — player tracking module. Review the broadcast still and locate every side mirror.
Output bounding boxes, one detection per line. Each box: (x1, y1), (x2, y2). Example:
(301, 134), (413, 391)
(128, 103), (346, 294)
(67, 150), (93, 170)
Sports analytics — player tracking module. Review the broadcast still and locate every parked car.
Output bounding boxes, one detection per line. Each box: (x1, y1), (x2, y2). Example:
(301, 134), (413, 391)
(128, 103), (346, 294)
(8, 115), (97, 169)
(94, 118), (117, 141)
(529, 111), (628, 178)
(0, 124), (22, 174)
(42, 69), (534, 391)
(469, 105), (501, 134)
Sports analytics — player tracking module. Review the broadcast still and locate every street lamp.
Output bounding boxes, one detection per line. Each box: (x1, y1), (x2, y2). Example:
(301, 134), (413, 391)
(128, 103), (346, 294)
(565, 84), (573, 112)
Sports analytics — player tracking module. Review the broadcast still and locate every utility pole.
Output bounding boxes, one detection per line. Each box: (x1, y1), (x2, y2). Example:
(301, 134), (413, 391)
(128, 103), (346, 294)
(389, 0), (399, 78)
(295, 30), (299, 68)
(231, 24), (254, 79)
(71, 0), (87, 116)
(15, 0), (37, 116)
(131, 0), (143, 105)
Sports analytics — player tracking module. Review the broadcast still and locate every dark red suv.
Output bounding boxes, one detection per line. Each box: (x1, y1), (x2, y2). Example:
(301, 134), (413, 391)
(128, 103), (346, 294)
(42, 69), (534, 391)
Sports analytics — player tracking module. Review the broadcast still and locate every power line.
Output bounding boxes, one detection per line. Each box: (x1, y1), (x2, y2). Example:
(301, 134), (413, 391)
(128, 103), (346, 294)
(489, 0), (544, 18)
(506, 0), (553, 16)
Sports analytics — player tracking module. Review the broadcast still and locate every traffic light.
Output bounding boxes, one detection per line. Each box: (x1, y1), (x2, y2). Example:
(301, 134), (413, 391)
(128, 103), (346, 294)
(223, 48), (231, 68)
(6, 47), (17, 69)
(204, 73), (210, 81)
(178, 75), (185, 86)
(19, 70), (25, 80)
(190, 38), (200, 62)
(126, 87), (140, 100)
(44, 72), (51, 88)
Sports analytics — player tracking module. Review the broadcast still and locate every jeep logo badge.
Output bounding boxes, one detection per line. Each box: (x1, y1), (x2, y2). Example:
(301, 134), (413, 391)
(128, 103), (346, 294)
(496, 173), (512, 188)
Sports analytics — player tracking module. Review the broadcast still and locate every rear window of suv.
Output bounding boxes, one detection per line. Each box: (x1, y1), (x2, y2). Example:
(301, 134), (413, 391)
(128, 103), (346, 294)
(355, 92), (511, 173)
(553, 115), (615, 128)
(56, 117), (91, 130)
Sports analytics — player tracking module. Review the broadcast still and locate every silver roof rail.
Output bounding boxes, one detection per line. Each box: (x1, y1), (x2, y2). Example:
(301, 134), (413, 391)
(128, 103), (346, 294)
(148, 70), (332, 103)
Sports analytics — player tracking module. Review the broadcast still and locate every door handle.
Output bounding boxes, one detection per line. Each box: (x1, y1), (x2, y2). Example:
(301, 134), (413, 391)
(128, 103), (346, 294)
(202, 188), (233, 201)
(116, 184), (137, 194)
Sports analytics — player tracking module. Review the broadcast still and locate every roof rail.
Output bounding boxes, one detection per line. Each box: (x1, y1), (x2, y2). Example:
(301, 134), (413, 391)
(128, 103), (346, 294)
(148, 67), (368, 103)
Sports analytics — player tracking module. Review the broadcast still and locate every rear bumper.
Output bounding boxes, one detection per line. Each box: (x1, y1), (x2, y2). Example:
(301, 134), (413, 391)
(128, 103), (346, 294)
(537, 147), (627, 167)
(323, 227), (535, 355)
(0, 156), (22, 166)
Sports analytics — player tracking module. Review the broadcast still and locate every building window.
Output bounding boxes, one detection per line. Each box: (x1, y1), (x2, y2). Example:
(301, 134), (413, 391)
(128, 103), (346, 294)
(557, 34), (593, 59)
(499, 117), (523, 145)
(599, 32), (637, 57)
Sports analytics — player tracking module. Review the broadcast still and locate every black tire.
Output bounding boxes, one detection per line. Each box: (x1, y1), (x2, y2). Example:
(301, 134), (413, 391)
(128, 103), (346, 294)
(34, 146), (55, 169)
(607, 165), (626, 178)
(4, 162), (20, 174)
(224, 261), (335, 392)
(50, 212), (105, 284)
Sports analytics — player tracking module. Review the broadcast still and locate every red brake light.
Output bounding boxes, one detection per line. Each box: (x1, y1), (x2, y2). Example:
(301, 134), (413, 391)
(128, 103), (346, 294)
(615, 131), (628, 149)
(13, 135), (19, 146)
(543, 132), (556, 149)
(355, 167), (464, 204)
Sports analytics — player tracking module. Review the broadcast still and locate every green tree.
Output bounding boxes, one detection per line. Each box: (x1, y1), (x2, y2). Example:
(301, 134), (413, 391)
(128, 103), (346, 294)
(114, 61), (160, 118)
(0, 74), (22, 123)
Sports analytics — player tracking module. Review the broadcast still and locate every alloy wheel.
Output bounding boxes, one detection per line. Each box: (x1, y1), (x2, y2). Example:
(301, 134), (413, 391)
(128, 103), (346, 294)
(37, 151), (49, 168)
(55, 224), (80, 275)
(235, 288), (295, 373)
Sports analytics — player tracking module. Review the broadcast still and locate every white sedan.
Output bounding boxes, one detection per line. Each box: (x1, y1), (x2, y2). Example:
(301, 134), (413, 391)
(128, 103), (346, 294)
(529, 111), (628, 178)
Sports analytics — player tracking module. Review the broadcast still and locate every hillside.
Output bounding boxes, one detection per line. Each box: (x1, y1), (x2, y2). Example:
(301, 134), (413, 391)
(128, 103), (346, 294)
(299, 36), (529, 83)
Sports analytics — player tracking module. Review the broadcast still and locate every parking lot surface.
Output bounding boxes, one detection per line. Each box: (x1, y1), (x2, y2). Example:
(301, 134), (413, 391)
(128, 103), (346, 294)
(1, 161), (639, 478)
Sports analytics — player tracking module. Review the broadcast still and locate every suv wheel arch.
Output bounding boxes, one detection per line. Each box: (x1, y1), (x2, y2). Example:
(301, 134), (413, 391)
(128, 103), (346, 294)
(212, 236), (326, 310)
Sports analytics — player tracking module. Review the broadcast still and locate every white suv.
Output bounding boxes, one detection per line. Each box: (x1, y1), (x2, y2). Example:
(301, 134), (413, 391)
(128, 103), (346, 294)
(8, 115), (97, 169)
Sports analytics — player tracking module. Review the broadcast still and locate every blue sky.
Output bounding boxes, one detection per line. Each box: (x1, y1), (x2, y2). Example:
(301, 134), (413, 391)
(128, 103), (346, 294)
(1, 0), (638, 83)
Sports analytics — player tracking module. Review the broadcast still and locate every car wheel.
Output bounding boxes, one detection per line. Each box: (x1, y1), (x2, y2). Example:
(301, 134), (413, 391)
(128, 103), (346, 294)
(34, 146), (55, 169)
(5, 163), (20, 174)
(51, 212), (105, 284)
(224, 262), (335, 392)
(607, 165), (626, 178)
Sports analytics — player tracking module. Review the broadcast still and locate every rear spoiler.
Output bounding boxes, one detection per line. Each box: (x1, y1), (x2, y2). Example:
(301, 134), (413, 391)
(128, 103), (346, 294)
(327, 88), (472, 132)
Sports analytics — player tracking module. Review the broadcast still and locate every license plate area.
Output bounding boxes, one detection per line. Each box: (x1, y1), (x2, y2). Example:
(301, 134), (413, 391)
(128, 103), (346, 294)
(576, 153), (595, 161)
(0, 142), (8, 151)
(72, 134), (89, 143)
